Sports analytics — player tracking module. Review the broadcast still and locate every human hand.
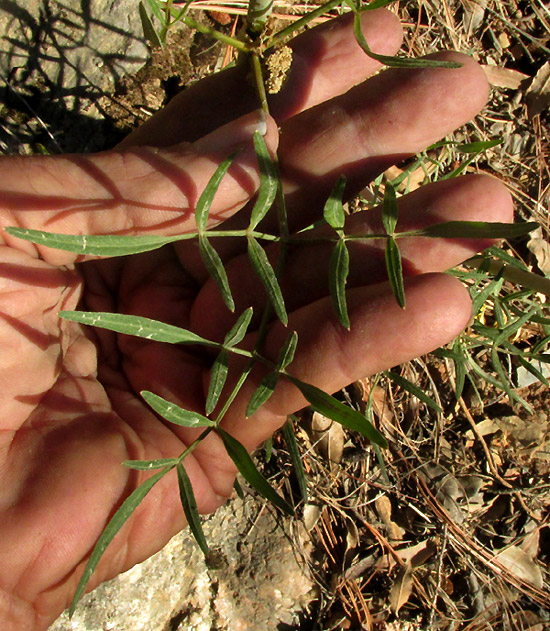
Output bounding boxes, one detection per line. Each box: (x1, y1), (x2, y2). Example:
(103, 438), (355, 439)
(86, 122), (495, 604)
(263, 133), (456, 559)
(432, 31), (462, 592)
(0, 9), (512, 630)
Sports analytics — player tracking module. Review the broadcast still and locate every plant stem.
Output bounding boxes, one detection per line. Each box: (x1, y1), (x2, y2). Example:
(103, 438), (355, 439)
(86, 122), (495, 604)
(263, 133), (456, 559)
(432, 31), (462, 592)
(180, 14), (250, 52)
(246, 0), (274, 35)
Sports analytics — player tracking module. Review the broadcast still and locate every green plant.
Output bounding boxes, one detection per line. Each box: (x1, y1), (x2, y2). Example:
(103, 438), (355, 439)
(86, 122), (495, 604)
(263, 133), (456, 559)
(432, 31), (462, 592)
(6, 0), (548, 616)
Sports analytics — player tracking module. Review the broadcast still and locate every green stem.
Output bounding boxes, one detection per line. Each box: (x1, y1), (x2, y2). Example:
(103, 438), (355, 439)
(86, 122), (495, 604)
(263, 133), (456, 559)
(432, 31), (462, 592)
(463, 257), (550, 298)
(180, 14), (250, 52)
(246, 0), (274, 35)
(250, 52), (270, 113)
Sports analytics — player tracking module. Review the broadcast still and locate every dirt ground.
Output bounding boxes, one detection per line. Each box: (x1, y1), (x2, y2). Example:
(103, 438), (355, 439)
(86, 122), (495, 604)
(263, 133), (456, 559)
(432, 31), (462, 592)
(2, 1), (550, 630)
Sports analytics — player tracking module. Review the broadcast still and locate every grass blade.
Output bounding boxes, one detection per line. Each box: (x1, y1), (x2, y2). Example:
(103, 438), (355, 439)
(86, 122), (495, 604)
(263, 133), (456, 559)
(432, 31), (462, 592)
(283, 416), (308, 502)
(176, 463), (209, 554)
(249, 131), (278, 230)
(247, 236), (288, 325)
(205, 350), (229, 415)
(246, 371), (279, 417)
(139, 1), (163, 48)
(199, 235), (235, 312)
(329, 239), (350, 329)
(382, 181), (398, 235)
(195, 153), (237, 232)
(69, 466), (172, 614)
(223, 307), (254, 347)
(217, 428), (293, 515)
(122, 457), (179, 470)
(59, 311), (214, 345)
(4, 227), (184, 256)
(399, 220), (539, 240)
(384, 370), (443, 413)
(287, 376), (388, 447)
(323, 175), (347, 231)
(277, 331), (298, 370)
(386, 237), (406, 308)
(142, 391), (215, 427)
(353, 12), (461, 68)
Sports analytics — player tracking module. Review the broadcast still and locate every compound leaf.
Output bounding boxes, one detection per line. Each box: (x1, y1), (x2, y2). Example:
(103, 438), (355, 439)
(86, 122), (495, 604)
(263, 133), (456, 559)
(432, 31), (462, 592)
(60, 311), (213, 345)
(288, 376), (387, 447)
(385, 237), (405, 308)
(142, 391), (215, 427)
(247, 236), (287, 325)
(217, 428), (293, 515)
(205, 349), (229, 415)
(199, 235), (235, 312)
(177, 463), (209, 554)
(329, 239), (350, 329)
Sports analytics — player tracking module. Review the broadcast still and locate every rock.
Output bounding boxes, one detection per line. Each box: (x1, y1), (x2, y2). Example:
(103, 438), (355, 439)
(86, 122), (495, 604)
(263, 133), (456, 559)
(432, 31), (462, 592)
(0, 0), (149, 152)
(48, 494), (314, 631)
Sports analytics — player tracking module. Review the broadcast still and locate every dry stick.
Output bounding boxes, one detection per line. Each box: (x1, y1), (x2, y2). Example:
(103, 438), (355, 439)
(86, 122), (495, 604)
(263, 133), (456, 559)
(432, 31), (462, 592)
(411, 464), (550, 608)
(458, 397), (541, 522)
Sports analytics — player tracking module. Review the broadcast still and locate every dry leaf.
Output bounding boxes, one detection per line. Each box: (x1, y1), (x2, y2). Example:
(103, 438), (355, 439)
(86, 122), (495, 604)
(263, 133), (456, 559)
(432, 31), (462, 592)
(526, 61), (550, 119)
(494, 545), (544, 589)
(482, 65), (529, 90)
(375, 495), (405, 541)
(389, 559), (414, 614)
(378, 539), (436, 572)
(462, 0), (487, 34)
(527, 228), (550, 275)
(310, 412), (345, 469)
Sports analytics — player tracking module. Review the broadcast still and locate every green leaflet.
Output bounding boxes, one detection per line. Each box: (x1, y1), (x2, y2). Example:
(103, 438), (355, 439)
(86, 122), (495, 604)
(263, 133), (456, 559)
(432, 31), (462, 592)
(217, 428), (293, 515)
(283, 416), (308, 502)
(195, 153), (237, 232)
(177, 463), (209, 554)
(399, 220), (539, 240)
(223, 307), (254, 347)
(246, 371), (279, 417)
(139, 1), (163, 48)
(205, 349), (229, 415)
(247, 236), (288, 325)
(142, 391), (215, 427)
(323, 175), (347, 232)
(199, 235), (235, 312)
(59, 311), (214, 345)
(329, 239), (350, 329)
(122, 457), (179, 470)
(385, 237), (405, 309)
(5, 227), (184, 256)
(69, 466), (172, 615)
(249, 131), (278, 230)
(353, 12), (461, 68)
(288, 376), (388, 447)
(382, 181), (398, 235)
(277, 331), (298, 370)
(383, 370), (443, 413)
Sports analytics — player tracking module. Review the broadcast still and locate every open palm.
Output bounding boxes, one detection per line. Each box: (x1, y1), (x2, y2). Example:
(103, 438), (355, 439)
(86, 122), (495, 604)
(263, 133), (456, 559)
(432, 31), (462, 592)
(0, 10), (512, 630)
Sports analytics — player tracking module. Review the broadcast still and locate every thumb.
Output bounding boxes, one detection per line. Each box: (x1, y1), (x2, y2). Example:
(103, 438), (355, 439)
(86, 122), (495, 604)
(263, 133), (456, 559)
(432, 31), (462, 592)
(0, 111), (278, 265)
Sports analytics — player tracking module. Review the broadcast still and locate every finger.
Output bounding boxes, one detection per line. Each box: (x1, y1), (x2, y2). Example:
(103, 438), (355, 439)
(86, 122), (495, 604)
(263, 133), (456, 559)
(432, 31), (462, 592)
(190, 174), (512, 339)
(120, 9), (403, 148)
(0, 112), (278, 265)
(192, 51), (491, 269)
(194, 273), (472, 486)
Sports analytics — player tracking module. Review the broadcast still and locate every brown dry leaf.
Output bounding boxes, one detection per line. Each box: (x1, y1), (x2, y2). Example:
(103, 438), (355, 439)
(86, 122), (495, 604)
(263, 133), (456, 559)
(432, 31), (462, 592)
(482, 64), (529, 89)
(526, 61), (550, 119)
(461, 0), (487, 35)
(378, 539), (436, 572)
(527, 228), (550, 275)
(494, 545), (544, 589)
(310, 412), (345, 469)
(375, 495), (405, 541)
(389, 559), (414, 615)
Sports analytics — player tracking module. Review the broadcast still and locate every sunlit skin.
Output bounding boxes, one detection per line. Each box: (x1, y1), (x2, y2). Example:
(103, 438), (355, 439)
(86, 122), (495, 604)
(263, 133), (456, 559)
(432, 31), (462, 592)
(0, 9), (513, 630)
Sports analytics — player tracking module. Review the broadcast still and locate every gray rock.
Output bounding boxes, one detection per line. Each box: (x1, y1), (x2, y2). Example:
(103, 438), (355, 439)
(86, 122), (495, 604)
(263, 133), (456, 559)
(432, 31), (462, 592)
(48, 494), (314, 631)
(0, 0), (149, 151)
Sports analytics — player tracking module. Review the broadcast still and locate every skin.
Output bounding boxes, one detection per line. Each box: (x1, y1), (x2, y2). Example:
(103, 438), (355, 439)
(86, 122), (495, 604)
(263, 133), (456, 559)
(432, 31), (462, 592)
(0, 9), (513, 630)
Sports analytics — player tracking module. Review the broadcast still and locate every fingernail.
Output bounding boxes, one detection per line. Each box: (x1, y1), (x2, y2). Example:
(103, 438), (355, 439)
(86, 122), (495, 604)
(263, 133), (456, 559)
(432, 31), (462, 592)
(195, 110), (268, 154)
